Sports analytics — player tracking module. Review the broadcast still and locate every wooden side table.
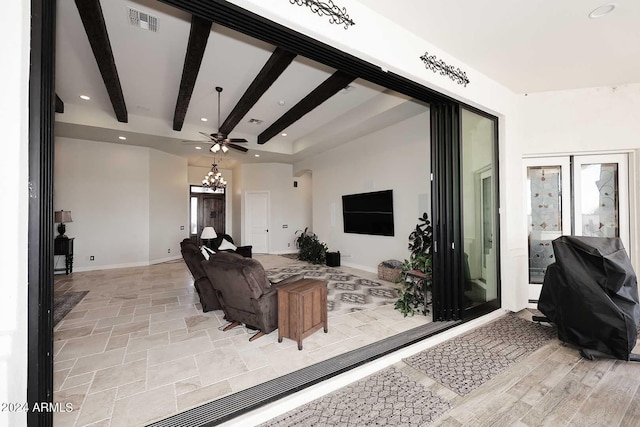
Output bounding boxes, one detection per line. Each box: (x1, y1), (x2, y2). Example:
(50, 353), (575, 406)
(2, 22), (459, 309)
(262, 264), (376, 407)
(277, 278), (328, 350)
(54, 237), (74, 275)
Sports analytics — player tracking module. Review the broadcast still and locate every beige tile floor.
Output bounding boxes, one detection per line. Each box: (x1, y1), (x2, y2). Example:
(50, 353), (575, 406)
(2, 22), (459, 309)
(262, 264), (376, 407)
(52, 255), (431, 427)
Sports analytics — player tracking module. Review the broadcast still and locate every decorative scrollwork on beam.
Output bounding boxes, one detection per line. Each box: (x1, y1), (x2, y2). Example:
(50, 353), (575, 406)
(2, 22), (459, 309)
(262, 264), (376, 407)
(289, 0), (355, 29)
(420, 52), (470, 87)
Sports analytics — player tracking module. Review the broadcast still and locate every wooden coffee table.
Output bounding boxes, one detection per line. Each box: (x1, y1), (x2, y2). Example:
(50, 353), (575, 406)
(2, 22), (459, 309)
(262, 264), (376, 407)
(277, 278), (328, 350)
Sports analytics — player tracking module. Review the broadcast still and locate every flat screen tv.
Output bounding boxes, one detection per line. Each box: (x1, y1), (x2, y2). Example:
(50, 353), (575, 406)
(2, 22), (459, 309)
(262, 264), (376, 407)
(342, 190), (394, 236)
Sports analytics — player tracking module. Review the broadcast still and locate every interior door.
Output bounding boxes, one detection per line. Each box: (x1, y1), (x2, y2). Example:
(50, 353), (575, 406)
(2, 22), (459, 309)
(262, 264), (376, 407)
(245, 191), (269, 253)
(525, 154), (629, 302)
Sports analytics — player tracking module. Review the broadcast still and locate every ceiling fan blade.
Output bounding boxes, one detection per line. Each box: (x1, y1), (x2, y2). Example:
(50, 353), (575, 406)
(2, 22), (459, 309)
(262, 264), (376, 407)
(225, 138), (248, 143)
(227, 143), (249, 153)
(199, 131), (215, 140)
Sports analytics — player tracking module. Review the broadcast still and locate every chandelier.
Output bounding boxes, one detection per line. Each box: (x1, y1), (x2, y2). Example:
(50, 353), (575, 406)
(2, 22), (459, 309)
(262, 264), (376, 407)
(202, 163), (227, 189)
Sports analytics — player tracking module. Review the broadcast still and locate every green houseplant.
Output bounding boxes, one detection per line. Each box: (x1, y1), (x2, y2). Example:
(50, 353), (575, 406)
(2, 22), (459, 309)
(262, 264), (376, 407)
(395, 212), (433, 316)
(295, 227), (328, 265)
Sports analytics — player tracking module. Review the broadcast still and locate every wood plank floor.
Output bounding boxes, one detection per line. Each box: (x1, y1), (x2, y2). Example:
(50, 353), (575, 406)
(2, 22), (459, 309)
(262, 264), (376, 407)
(427, 314), (640, 427)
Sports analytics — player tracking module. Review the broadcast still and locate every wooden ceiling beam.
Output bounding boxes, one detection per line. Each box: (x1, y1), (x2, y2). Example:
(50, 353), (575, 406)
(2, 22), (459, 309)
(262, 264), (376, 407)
(74, 0), (128, 122)
(219, 47), (296, 136)
(55, 93), (64, 113)
(258, 71), (356, 144)
(172, 15), (213, 131)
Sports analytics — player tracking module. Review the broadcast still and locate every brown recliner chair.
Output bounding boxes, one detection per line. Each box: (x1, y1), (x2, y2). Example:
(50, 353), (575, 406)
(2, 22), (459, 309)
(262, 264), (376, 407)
(180, 239), (221, 312)
(201, 251), (303, 341)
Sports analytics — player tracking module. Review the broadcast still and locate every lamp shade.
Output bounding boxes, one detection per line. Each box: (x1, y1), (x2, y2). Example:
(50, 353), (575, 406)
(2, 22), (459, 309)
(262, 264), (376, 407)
(201, 226), (217, 239)
(54, 210), (73, 223)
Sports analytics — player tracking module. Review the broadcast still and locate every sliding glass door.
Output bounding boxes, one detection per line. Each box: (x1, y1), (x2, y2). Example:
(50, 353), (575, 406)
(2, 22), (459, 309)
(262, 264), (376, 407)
(460, 108), (500, 313)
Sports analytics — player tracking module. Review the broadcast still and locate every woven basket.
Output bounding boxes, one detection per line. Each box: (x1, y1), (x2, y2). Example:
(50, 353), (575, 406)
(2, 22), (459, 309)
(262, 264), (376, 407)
(378, 262), (402, 282)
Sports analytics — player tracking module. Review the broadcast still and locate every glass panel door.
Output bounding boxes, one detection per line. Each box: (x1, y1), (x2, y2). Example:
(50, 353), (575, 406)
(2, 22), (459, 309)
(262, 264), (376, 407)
(461, 108), (499, 310)
(573, 154), (630, 252)
(523, 157), (571, 301)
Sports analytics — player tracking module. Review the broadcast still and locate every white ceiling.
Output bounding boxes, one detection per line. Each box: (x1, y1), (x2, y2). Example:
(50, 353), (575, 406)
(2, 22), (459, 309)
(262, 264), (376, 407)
(55, 0), (425, 167)
(359, 0), (640, 93)
(56, 1), (639, 166)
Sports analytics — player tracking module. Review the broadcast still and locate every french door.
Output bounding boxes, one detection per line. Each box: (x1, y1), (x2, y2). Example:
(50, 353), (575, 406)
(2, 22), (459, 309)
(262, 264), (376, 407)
(525, 154), (630, 301)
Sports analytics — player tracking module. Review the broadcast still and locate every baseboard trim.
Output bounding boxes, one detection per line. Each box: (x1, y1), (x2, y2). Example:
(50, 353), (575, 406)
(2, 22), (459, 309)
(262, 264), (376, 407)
(341, 261), (377, 274)
(74, 260), (151, 272)
(150, 255), (182, 265)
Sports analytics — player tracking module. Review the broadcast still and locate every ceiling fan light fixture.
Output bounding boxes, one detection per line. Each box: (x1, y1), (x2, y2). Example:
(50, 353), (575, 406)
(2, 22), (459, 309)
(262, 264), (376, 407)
(211, 143), (221, 153)
(221, 145), (229, 153)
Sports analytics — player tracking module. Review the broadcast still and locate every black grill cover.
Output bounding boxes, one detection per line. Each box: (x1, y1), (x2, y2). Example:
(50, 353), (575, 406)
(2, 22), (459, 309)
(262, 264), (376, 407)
(538, 236), (640, 360)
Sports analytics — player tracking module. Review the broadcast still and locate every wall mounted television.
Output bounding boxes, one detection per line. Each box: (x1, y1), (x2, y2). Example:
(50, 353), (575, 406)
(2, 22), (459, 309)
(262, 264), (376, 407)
(342, 190), (394, 236)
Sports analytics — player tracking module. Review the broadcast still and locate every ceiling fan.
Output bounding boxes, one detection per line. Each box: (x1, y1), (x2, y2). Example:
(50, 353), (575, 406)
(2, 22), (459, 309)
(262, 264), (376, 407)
(183, 86), (249, 153)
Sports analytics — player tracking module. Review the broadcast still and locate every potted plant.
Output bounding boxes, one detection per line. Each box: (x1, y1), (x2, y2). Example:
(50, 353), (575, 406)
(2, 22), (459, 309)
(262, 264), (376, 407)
(295, 227), (328, 265)
(395, 213), (433, 316)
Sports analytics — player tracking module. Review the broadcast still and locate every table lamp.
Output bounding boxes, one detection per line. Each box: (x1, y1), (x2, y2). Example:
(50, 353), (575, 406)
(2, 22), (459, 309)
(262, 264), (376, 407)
(54, 210), (73, 238)
(201, 226), (217, 249)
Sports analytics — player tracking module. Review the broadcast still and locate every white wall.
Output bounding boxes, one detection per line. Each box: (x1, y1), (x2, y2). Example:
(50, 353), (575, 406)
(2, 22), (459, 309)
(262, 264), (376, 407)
(295, 111), (431, 272)
(292, 171), (313, 236)
(55, 138), (188, 270)
(149, 150), (189, 263)
(0, 1), (29, 425)
(520, 84), (640, 155)
(237, 163), (308, 253)
(188, 165), (234, 236)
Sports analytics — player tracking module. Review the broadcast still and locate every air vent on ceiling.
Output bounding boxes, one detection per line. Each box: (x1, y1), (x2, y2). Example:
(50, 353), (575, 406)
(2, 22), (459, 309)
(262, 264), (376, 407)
(128, 8), (158, 32)
(248, 118), (264, 125)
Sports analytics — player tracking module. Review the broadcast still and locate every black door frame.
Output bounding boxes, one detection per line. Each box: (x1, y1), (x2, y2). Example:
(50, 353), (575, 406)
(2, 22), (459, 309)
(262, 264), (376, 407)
(29, 0), (501, 424)
(28, 0), (56, 425)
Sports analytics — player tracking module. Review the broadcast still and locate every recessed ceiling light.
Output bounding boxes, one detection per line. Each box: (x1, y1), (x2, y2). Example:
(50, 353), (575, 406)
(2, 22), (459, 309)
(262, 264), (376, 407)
(277, 100), (286, 106)
(254, 154), (260, 157)
(79, 95), (90, 100)
(281, 133), (288, 137)
(248, 118), (264, 125)
(200, 117), (208, 122)
(118, 136), (127, 140)
(589, 4), (616, 18)
(195, 146), (202, 150)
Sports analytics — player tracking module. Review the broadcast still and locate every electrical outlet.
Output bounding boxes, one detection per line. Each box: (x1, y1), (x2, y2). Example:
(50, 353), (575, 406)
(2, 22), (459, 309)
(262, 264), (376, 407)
(180, 225), (184, 230)
(90, 256), (95, 261)
(167, 249), (171, 253)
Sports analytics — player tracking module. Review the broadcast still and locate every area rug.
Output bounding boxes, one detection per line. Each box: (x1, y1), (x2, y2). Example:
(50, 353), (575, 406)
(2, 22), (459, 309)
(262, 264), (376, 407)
(53, 291), (89, 326)
(261, 366), (451, 427)
(403, 314), (556, 396)
(266, 264), (399, 316)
